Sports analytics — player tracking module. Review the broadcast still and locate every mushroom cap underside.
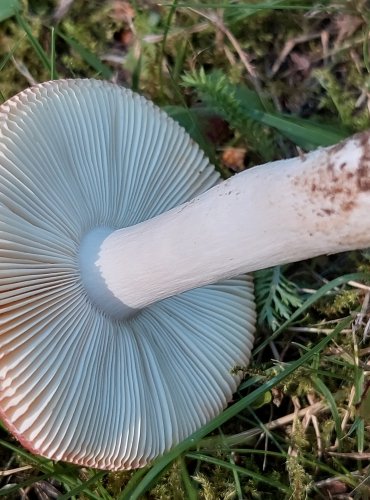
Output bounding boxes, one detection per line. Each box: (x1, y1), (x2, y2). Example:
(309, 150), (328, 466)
(0, 79), (256, 470)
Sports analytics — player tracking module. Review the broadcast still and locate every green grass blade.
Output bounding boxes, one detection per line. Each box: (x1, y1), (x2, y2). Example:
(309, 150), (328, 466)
(0, 473), (51, 497)
(0, 39), (22, 103)
(357, 417), (365, 453)
(186, 453), (289, 492)
(179, 457), (198, 500)
(120, 318), (351, 500)
(236, 82), (344, 147)
(0, 439), (54, 470)
(50, 26), (58, 79)
(131, 51), (142, 92)
(56, 30), (112, 79)
(236, 96), (345, 147)
(363, 26), (370, 74)
(0, 40), (21, 73)
(0, 439), (103, 500)
(313, 377), (343, 442)
(230, 454), (243, 499)
(16, 14), (51, 71)
(159, 0), (179, 97)
(57, 471), (107, 500)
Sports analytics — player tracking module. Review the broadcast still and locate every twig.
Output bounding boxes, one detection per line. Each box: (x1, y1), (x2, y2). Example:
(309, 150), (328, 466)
(142, 22), (209, 43)
(348, 281), (370, 292)
(199, 401), (328, 448)
(185, 7), (259, 86)
(287, 396), (301, 458)
(328, 451), (370, 459)
(0, 465), (33, 477)
(307, 393), (323, 459)
(270, 32), (322, 76)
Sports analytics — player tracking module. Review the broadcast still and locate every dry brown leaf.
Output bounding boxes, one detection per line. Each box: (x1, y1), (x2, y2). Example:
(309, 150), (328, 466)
(221, 147), (246, 172)
(110, 0), (135, 25)
(334, 14), (363, 48)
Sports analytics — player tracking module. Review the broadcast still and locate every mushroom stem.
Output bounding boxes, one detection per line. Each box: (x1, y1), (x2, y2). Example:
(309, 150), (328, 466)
(80, 131), (370, 316)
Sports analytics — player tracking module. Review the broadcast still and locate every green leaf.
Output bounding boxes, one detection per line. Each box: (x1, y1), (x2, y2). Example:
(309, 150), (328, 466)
(251, 390), (272, 409)
(0, 0), (20, 22)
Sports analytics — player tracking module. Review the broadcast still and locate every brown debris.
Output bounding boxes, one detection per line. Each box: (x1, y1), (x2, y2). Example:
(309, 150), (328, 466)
(110, 0), (135, 25)
(289, 52), (311, 75)
(334, 14), (363, 49)
(221, 147), (246, 172)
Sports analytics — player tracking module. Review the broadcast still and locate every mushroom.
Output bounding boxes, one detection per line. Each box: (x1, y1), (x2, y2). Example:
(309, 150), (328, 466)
(0, 79), (369, 471)
(0, 79), (255, 470)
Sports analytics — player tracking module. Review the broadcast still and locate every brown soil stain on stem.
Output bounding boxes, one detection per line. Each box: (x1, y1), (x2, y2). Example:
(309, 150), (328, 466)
(293, 131), (370, 221)
(290, 131), (370, 250)
(357, 132), (370, 192)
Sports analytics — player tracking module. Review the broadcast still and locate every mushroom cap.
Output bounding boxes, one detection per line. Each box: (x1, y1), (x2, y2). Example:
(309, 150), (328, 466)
(0, 79), (256, 470)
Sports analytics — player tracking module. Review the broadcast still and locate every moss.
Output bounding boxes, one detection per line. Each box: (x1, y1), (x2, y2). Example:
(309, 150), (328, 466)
(150, 460), (185, 499)
(105, 470), (136, 497)
(315, 289), (360, 317)
(315, 68), (370, 131)
(0, 16), (50, 100)
(194, 468), (238, 500)
(282, 367), (315, 397)
(286, 455), (312, 500)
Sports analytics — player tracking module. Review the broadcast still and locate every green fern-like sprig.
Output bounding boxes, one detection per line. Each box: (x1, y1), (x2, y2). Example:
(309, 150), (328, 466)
(182, 68), (250, 130)
(181, 68), (276, 160)
(254, 266), (303, 331)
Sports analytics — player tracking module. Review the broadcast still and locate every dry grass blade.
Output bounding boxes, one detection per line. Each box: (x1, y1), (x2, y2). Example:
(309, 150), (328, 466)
(0, 465), (32, 477)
